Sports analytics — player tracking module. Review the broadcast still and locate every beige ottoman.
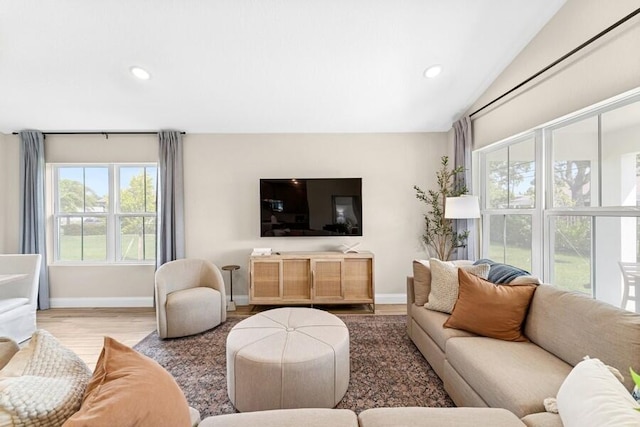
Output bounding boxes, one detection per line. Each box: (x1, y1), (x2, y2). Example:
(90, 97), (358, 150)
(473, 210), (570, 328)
(226, 307), (350, 412)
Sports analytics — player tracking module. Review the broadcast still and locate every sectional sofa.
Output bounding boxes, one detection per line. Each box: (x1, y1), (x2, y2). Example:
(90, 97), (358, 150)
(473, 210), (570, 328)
(406, 259), (640, 426)
(2, 260), (639, 426)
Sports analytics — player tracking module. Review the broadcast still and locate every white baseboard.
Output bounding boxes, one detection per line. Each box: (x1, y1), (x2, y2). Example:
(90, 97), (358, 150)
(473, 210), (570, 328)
(227, 295), (250, 306)
(49, 293), (405, 308)
(50, 297), (154, 308)
(230, 294), (406, 306)
(374, 293), (407, 304)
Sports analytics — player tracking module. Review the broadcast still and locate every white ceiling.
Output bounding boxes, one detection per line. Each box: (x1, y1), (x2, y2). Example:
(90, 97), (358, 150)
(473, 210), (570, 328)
(0, 0), (565, 134)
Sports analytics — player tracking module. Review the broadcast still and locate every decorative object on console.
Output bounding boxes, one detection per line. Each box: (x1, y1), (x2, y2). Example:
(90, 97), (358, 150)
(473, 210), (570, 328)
(414, 156), (470, 261)
(251, 248), (272, 256)
(424, 258), (489, 314)
(339, 242), (361, 253)
(443, 269), (537, 342)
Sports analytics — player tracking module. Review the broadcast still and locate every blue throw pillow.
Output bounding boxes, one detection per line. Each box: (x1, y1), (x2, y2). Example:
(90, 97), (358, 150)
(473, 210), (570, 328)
(473, 258), (531, 284)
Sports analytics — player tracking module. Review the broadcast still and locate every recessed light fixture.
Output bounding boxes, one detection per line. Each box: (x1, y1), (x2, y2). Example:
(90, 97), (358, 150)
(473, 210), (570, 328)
(130, 66), (151, 80)
(424, 65), (442, 79)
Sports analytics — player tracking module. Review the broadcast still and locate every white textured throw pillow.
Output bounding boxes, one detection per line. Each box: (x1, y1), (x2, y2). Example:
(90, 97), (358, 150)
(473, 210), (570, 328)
(0, 330), (92, 426)
(557, 358), (640, 427)
(425, 259), (490, 314)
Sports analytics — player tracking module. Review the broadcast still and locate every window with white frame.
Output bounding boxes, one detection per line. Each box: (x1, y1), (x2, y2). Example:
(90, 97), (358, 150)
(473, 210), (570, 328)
(53, 164), (157, 263)
(478, 93), (640, 313)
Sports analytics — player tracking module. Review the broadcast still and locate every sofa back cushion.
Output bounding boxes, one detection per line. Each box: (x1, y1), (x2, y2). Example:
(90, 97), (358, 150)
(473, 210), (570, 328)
(525, 284), (640, 391)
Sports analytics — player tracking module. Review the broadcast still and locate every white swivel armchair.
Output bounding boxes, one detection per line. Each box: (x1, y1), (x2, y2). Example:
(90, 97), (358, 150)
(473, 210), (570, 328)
(0, 254), (42, 343)
(155, 258), (227, 339)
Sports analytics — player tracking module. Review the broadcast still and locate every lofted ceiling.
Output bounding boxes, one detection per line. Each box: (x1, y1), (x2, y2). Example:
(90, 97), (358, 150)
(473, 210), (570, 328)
(0, 0), (565, 134)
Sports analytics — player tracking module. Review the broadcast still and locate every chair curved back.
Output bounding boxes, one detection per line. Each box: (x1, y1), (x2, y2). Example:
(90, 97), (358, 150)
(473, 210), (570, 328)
(155, 259), (227, 338)
(618, 261), (639, 311)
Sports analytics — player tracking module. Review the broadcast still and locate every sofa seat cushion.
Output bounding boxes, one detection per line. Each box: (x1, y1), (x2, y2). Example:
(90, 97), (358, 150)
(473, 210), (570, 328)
(358, 407), (525, 427)
(520, 412), (563, 427)
(199, 408), (358, 427)
(446, 337), (572, 418)
(166, 286), (222, 338)
(0, 298), (28, 315)
(410, 305), (476, 351)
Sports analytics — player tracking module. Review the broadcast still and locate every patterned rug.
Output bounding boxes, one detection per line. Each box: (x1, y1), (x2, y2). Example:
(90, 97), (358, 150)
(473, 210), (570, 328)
(134, 314), (454, 417)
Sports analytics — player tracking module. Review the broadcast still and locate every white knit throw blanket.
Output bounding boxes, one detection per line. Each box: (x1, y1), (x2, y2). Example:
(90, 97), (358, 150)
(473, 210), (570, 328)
(0, 330), (92, 426)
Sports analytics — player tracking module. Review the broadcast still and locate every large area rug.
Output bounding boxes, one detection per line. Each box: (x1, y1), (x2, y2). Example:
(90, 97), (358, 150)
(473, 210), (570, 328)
(134, 314), (454, 417)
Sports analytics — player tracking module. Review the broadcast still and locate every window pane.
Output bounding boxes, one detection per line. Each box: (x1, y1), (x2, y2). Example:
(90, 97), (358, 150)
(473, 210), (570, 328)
(120, 167), (157, 213)
(549, 216), (592, 294)
(120, 216), (156, 261)
(594, 216), (638, 312)
(144, 217), (156, 261)
(601, 101), (640, 208)
(58, 167), (108, 213)
(508, 139), (535, 208)
(551, 117), (598, 207)
(146, 167), (157, 213)
(486, 149), (508, 209)
(57, 216), (107, 261)
(58, 168), (85, 213)
(487, 214), (532, 271)
(485, 138), (535, 209)
(84, 168), (109, 212)
(58, 217), (83, 261)
(83, 217), (107, 261)
(505, 215), (532, 271)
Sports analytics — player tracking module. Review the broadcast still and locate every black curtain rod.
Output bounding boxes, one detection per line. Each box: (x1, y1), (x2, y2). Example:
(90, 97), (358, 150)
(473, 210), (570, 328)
(469, 6), (640, 118)
(11, 131), (185, 136)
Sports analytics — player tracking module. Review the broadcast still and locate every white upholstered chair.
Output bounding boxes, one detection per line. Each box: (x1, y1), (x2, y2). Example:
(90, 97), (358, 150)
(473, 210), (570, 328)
(619, 261), (639, 312)
(0, 254), (42, 343)
(155, 258), (227, 339)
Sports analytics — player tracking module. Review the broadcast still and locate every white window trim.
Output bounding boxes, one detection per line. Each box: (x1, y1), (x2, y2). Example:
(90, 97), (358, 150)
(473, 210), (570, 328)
(476, 89), (640, 290)
(51, 163), (157, 265)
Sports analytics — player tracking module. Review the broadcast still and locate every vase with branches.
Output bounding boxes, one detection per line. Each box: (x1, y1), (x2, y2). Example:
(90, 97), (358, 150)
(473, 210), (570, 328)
(414, 156), (470, 261)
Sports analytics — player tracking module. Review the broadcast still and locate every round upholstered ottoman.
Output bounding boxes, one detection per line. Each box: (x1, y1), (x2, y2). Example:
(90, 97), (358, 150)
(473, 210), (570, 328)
(226, 307), (350, 412)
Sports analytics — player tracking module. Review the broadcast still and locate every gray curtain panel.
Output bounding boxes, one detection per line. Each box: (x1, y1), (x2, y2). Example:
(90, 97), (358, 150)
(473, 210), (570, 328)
(156, 130), (185, 269)
(453, 116), (476, 261)
(18, 130), (50, 309)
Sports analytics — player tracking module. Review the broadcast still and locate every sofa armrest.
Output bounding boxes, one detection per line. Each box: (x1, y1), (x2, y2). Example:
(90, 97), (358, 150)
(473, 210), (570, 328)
(406, 277), (415, 337)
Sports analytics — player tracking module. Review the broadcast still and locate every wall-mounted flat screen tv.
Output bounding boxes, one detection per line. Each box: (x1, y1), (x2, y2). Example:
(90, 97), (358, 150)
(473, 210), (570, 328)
(260, 178), (362, 237)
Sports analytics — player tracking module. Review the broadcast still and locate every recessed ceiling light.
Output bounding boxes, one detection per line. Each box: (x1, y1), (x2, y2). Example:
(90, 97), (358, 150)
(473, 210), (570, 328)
(130, 66), (151, 80)
(424, 65), (442, 79)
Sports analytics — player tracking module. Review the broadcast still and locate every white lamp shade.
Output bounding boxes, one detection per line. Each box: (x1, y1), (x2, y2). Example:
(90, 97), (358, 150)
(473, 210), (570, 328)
(445, 195), (480, 219)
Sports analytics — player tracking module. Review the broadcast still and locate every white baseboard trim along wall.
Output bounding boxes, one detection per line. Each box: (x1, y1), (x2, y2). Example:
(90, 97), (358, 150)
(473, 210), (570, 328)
(49, 294), (407, 308)
(50, 297), (154, 308)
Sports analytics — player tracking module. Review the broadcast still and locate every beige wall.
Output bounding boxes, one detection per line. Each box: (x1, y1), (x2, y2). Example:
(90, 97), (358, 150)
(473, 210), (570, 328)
(470, 0), (640, 148)
(1, 132), (448, 306)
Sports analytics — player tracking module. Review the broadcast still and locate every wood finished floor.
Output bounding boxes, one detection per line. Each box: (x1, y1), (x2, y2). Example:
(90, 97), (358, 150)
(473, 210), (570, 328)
(36, 304), (406, 370)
